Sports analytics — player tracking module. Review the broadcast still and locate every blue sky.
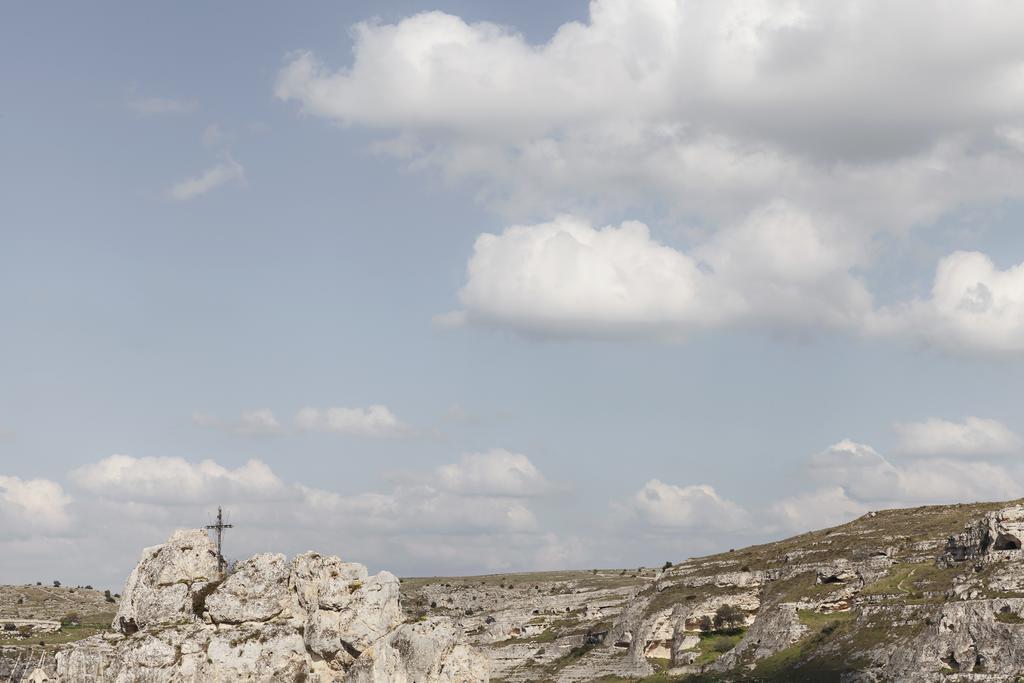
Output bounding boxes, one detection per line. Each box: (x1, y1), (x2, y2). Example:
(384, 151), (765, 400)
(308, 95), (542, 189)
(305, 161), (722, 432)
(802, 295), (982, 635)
(4, 0), (1024, 587)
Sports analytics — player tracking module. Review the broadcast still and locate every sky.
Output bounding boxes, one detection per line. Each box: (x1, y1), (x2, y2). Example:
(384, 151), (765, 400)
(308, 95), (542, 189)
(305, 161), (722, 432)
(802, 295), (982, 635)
(4, 0), (1024, 589)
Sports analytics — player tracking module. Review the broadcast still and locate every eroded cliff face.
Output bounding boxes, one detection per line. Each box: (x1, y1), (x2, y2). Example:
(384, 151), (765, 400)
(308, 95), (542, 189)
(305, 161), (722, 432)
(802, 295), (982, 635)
(402, 500), (1024, 682)
(55, 530), (487, 682)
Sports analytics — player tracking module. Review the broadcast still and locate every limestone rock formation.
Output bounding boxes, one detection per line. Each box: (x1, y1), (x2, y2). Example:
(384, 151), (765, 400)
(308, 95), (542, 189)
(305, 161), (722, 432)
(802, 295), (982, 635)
(943, 504), (1024, 563)
(36, 499), (1024, 681)
(55, 530), (487, 682)
(112, 528), (220, 633)
(204, 552), (290, 625)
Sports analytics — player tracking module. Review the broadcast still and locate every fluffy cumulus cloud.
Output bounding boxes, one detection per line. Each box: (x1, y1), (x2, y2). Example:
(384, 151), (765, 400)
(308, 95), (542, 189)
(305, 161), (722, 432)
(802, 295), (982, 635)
(446, 206), (870, 338)
(168, 155), (246, 201)
(294, 404), (410, 437)
(874, 253), (1024, 354)
(894, 416), (1022, 456)
(0, 475), (73, 538)
(768, 486), (870, 534)
(70, 455), (289, 504)
(435, 449), (551, 497)
(279, 0), (1024, 350)
(619, 479), (750, 532)
(276, 0), (1024, 223)
(770, 438), (1024, 532)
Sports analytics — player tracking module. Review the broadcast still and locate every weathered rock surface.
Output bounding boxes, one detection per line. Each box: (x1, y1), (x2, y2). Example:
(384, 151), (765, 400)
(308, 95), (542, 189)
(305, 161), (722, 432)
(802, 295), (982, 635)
(112, 529), (219, 633)
(55, 530), (486, 682)
(24, 498), (1024, 681)
(205, 552), (289, 624)
(402, 498), (1024, 681)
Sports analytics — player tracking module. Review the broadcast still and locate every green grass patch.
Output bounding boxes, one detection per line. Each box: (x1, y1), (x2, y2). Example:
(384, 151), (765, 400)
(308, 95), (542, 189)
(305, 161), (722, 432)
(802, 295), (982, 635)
(1, 611), (116, 651)
(797, 609), (855, 632)
(996, 610), (1024, 624)
(693, 628), (744, 665)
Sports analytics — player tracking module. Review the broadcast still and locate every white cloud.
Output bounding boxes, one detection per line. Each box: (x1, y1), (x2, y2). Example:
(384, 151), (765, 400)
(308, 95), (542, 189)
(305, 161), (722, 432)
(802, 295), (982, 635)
(435, 449), (550, 497)
(619, 479), (750, 532)
(276, 1), (1024, 225)
(300, 484), (538, 535)
(449, 207), (870, 339)
(806, 439), (1024, 504)
(27, 450), (567, 582)
(768, 486), (870, 534)
(894, 416), (1022, 456)
(769, 436), (1024, 532)
(294, 404), (410, 437)
(168, 155), (246, 201)
(70, 455), (289, 504)
(128, 96), (198, 115)
(0, 475), (73, 538)
(193, 409), (285, 437)
(873, 252), (1024, 354)
(278, 1), (1024, 354)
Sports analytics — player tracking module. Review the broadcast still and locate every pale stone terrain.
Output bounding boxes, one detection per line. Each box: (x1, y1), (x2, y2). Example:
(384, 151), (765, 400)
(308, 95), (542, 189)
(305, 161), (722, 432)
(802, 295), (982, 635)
(8, 499), (1024, 681)
(55, 529), (488, 682)
(402, 500), (1024, 682)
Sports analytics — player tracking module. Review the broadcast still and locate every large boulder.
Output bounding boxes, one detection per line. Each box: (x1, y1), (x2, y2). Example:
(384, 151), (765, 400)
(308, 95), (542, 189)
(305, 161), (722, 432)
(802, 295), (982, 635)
(112, 529), (220, 633)
(346, 617), (489, 683)
(289, 552), (402, 665)
(205, 553), (290, 624)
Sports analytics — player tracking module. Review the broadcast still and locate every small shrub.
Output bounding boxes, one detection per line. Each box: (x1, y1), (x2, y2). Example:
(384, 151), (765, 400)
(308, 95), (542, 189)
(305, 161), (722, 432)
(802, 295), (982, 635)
(52, 580), (61, 588)
(714, 604), (746, 630)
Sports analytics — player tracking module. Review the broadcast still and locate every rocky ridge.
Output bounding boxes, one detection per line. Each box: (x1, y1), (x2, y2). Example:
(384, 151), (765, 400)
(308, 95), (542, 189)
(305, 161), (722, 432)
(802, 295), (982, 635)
(402, 499), (1024, 682)
(15, 498), (1024, 681)
(55, 529), (487, 682)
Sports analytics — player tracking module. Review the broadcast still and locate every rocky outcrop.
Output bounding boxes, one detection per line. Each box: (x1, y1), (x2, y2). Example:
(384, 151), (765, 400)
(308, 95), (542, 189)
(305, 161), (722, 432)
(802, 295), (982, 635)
(347, 618), (489, 682)
(942, 504), (1024, 564)
(55, 530), (486, 682)
(863, 598), (1024, 681)
(112, 529), (220, 633)
(205, 552), (289, 624)
(37, 499), (1024, 681)
(710, 601), (807, 671)
(399, 499), (1024, 682)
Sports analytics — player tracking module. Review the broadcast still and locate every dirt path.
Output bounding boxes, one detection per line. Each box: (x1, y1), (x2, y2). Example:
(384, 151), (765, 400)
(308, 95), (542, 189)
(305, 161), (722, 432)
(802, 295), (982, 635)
(896, 568), (917, 593)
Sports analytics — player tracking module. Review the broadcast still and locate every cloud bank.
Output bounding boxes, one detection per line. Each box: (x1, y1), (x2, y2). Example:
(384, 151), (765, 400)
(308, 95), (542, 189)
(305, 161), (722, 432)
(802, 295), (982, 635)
(279, 0), (1024, 353)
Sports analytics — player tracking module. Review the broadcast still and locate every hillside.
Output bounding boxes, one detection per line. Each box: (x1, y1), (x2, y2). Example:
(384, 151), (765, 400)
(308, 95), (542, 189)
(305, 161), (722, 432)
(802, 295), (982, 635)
(6, 498), (1024, 681)
(400, 498), (1024, 682)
